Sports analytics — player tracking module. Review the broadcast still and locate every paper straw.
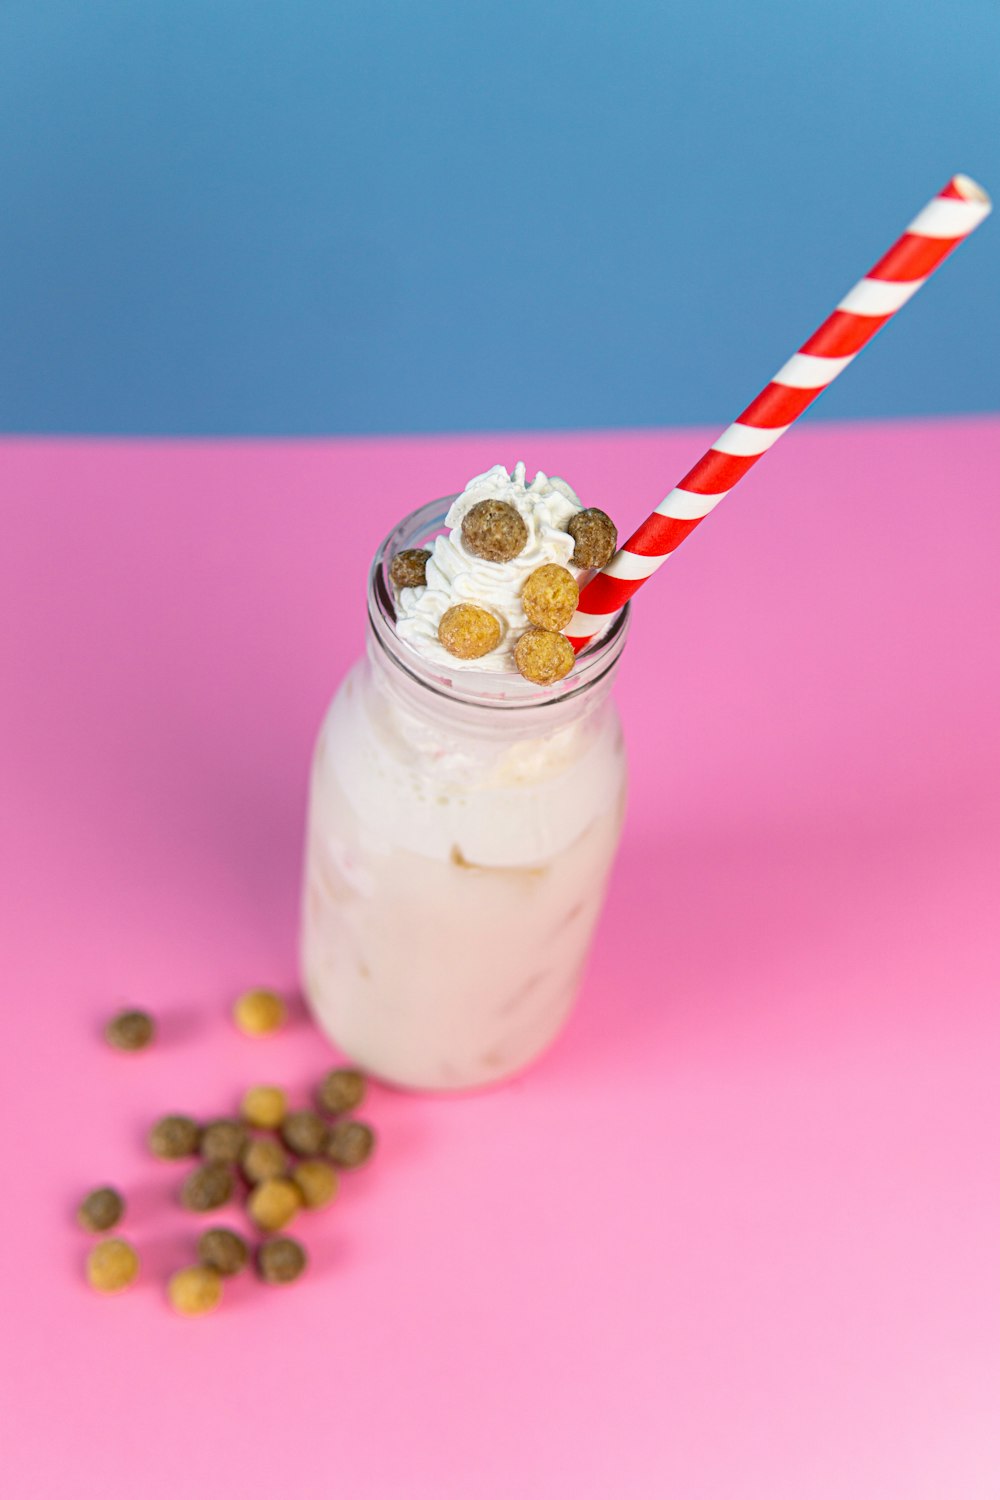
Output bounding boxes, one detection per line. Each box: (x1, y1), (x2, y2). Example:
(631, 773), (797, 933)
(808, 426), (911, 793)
(567, 174), (992, 649)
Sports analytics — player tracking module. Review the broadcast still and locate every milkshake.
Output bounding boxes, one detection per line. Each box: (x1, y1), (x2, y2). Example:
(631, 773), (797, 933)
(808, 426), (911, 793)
(301, 466), (628, 1090)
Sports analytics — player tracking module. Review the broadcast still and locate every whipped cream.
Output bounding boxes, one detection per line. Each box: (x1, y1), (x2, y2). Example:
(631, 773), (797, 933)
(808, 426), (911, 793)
(394, 462), (585, 671)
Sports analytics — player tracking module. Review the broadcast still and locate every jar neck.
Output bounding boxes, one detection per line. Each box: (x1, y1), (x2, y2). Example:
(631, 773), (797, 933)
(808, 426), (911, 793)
(365, 494), (630, 739)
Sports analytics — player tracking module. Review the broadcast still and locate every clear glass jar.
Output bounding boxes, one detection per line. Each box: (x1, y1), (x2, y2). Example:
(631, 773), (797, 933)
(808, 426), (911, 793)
(300, 497), (629, 1091)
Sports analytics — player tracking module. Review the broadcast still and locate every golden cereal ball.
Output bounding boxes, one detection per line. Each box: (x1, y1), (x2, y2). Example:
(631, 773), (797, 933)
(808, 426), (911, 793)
(86, 1238), (139, 1294)
(521, 564), (579, 632)
(389, 548), (431, 590)
(77, 1186), (124, 1234)
(197, 1227), (249, 1278)
(567, 508), (617, 569)
(513, 628), (575, 685)
(104, 1009), (155, 1051)
(438, 604), (502, 661)
(247, 1177), (302, 1233)
(315, 1068), (366, 1117)
(168, 1265), (223, 1316)
(232, 988), (286, 1035)
(460, 499), (528, 562)
(241, 1085), (288, 1131)
(241, 1135), (289, 1185)
(292, 1159), (339, 1209)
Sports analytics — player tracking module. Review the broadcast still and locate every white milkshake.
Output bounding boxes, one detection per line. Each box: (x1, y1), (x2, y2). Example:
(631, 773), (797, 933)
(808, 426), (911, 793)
(301, 469), (628, 1090)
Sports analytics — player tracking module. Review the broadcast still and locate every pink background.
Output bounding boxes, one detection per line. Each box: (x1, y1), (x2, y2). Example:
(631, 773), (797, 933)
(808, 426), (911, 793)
(2, 418), (999, 1498)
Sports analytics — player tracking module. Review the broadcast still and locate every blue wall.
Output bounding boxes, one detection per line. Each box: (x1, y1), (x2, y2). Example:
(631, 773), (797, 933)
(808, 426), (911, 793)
(1, 0), (996, 436)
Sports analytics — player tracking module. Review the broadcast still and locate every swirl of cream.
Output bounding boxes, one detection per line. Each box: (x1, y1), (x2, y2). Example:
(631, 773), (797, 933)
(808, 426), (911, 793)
(395, 463), (585, 671)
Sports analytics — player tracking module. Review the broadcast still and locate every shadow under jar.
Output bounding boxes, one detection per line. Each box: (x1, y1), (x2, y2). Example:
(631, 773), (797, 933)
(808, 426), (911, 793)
(300, 497), (630, 1091)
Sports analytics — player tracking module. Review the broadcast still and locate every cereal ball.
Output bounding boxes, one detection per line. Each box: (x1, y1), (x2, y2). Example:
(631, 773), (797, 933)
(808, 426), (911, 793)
(77, 1187), (124, 1234)
(247, 1177), (302, 1233)
(567, 508), (617, 569)
(149, 1114), (201, 1160)
(461, 499), (528, 563)
(180, 1162), (235, 1213)
(104, 1009), (155, 1051)
(86, 1238), (139, 1294)
(281, 1110), (329, 1158)
(513, 627), (575, 685)
(292, 1159), (339, 1210)
(315, 1068), (366, 1117)
(232, 987), (286, 1035)
(438, 603), (502, 661)
(241, 1085), (287, 1131)
(200, 1119), (247, 1165)
(241, 1135), (289, 1185)
(197, 1227), (249, 1278)
(256, 1237), (307, 1286)
(325, 1119), (376, 1170)
(389, 548), (431, 591)
(168, 1265), (222, 1316)
(521, 564), (579, 632)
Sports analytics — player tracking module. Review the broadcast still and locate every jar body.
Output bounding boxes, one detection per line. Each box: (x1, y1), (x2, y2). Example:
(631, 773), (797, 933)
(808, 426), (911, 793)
(300, 650), (628, 1091)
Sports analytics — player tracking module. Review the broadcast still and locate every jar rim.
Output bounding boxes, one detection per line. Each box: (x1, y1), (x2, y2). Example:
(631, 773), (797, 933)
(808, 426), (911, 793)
(367, 495), (630, 711)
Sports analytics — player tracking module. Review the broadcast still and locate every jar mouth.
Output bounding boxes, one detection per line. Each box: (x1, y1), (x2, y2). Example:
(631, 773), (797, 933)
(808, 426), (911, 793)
(368, 496), (630, 710)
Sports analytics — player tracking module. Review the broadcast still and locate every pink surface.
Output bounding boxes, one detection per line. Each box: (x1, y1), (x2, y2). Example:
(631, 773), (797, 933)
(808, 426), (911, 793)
(2, 418), (1000, 1498)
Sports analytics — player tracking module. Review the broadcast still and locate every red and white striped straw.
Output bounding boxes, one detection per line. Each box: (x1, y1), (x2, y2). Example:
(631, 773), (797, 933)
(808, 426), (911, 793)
(567, 174), (991, 649)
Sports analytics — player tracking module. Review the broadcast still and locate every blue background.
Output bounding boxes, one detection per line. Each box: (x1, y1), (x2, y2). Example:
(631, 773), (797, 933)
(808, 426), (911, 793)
(1, 0), (996, 436)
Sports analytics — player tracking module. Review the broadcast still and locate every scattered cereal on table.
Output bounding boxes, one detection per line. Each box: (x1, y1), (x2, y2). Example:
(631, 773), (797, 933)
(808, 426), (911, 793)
(256, 1237), (307, 1286)
(86, 1238), (139, 1294)
(168, 1265), (222, 1316)
(77, 1186), (124, 1234)
(104, 1009), (155, 1052)
(232, 988), (286, 1036)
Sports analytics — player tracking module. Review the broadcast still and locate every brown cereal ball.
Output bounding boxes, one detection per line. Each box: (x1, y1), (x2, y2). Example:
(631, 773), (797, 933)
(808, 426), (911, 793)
(241, 1135), (289, 1185)
(240, 1085), (287, 1131)
(281, 1110), (329, 1158)
(232, 987), (286, 1036)
(77, 1187), (124, 1234)
(168, 1265), (222, 1316)
(461, 499), (528, 563)
(521, 564), (579, 632)
(292, 1159), (339, 1210)
(437, 603), (502, 661)
(197, 1227), (249, 1278)
(567, 508), (617, 569)
(149, 1114), (201, 1160)
(104, 1009), (155, 1051)
(389, 548), (431, 591)
(200, 1119), (247, 1165)
(247, 1177), (302, 1233)
(256, 1236), (307, 1286)
(326, 1119), (376, 1170)
(86, 1238), (139, 1294)
(180, 1162), (235, 1214)
(315, 1068), (366, 1117)
(513, 627), (575, 685)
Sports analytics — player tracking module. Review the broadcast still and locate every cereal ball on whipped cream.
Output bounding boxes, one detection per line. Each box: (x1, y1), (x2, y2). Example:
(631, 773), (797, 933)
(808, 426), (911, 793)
(438, 603), (502, 661)
(567, 508), (617, 569)
(521, 564), (579, 632)
(514, 628), (575, 685)
(389, 548), (431, 590)
(461, 499), (528, 563)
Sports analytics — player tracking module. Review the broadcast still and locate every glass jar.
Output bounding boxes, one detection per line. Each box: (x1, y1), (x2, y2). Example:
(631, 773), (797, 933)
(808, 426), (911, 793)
(300, 497), (629, 1091)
